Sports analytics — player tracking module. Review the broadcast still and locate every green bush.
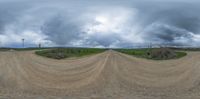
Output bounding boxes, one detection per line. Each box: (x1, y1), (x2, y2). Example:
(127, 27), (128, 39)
(147, 48), (176, 60)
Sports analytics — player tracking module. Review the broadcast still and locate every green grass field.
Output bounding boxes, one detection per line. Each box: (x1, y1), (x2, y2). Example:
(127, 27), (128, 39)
(0, 47), (48, 51)
(175, 51), (187, 58)
(115, 48), (187, 60)
(170, 47), (200, 51)
(0, 47), (188, 60)
(35, 48), (106, 59)
(115, 48), (149, 57)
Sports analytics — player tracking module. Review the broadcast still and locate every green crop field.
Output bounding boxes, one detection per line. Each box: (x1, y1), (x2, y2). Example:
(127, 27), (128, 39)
(115, 48), (187, 60)
(35, 48), (107, 59)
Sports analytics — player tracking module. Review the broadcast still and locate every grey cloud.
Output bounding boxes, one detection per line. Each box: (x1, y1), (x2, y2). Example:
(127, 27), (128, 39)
(86, 33), (121, 47)
(0, 3), (26, 34)
(41, 15), (81, 45)
(134, 3), (200, 46)
(0, 0), (200, 47)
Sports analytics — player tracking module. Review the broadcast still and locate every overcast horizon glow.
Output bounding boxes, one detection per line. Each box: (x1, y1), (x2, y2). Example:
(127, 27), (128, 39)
(0, 0), (200, 48)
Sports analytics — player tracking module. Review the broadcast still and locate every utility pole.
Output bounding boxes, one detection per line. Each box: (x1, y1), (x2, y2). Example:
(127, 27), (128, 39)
(22, 38), (25, 48)
(150, 42), (152, 48)
(38, 43), (41, 48)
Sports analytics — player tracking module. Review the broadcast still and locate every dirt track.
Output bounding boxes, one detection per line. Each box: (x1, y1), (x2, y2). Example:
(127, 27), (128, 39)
(1, 50), (200, 99)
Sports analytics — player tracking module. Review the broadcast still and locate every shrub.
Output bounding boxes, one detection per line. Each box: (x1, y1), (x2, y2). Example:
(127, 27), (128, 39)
(147, 48), (176, 60)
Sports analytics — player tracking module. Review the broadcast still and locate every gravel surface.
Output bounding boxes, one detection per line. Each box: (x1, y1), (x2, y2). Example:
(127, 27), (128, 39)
(0, 50), (200, 99)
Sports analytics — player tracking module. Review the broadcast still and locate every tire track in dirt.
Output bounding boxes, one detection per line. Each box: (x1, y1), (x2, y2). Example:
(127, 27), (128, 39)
(1, 50), (200, 98)
(114, 51), (200, 89)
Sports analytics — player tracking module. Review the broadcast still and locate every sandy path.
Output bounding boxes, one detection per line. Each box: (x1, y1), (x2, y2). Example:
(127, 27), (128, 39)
(0, 50), (200, 99)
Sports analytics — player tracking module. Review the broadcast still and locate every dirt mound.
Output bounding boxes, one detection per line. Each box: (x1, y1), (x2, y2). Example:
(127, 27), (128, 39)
(147, 48), (176, 59)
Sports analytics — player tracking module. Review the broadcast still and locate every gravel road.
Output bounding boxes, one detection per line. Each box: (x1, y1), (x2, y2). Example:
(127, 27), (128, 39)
(0, 50), (200, 99)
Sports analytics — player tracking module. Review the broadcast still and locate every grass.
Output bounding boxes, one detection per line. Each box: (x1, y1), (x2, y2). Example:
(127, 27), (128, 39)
(170, 47), (200, 51)
(0, 47), (48, 51)
(0, 48), (11, 51)
(35, 48), (106, 59)
(115, 48), (187, 60)
(115, 48), (150, 57)
(176, 51), (187, 58)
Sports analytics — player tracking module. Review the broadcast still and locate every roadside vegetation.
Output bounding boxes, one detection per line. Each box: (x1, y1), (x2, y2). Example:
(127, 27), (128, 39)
(35, 48), (106, 59)
(170, 47), (200, 51)
(0, 47), (48, 51)
(115, 48), (187, 60)
(0, 48), (11, 51)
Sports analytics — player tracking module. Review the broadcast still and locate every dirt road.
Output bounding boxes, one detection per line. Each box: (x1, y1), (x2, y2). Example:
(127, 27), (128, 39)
(0, 50), (200, 99)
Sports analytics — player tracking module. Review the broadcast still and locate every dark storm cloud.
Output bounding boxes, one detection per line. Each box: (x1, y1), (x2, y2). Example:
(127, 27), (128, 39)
(133, 2), (200, 46)
(41, 15), (81, 45)
(0, 2), (27, 34)
(149, 7), (200, 33)
(0, 0), (200, 47)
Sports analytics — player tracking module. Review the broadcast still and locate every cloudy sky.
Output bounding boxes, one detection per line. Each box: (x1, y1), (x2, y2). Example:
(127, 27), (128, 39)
(0, 0), (200, 48)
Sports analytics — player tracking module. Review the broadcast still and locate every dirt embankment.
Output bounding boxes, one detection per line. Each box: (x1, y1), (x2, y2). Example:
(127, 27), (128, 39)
(0, 50), (200, 99)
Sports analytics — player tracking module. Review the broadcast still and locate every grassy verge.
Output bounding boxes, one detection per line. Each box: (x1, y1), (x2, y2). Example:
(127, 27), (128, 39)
(35, 48), (106, 59)
(170, 47), (200, 51)
(0, 47), (49, 51)
(115, 48), (187, 60)
(0, 48), (11, 51)
(175, 51), (187, 58)
(115, 48), (149, 57)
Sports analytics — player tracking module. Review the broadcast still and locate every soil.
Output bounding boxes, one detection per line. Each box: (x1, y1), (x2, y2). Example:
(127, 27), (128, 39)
(0, 50), (200, 99)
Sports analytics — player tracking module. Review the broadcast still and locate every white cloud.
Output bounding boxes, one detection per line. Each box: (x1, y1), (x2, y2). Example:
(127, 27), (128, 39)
(0, 29), (51, 47)
(79, 6), (143, 47)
